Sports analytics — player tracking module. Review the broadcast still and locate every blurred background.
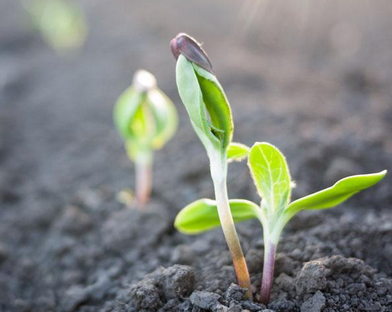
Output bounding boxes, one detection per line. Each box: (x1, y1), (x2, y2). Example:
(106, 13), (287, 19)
(0, 0), (391, 311)
(1, 0), (391, 203)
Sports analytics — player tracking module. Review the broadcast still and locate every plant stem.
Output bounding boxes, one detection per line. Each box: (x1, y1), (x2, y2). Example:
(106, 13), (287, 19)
(260, 240), (276, 305)
(211, 154), (252, 300)
(135, 158), (152, 208)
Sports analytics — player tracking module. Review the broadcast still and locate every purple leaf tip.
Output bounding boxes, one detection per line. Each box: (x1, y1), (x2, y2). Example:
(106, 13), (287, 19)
(170, 33), (215, 75)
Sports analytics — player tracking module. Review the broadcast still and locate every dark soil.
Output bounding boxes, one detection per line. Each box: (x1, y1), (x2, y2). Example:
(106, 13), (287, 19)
(1, 1), (392, 311)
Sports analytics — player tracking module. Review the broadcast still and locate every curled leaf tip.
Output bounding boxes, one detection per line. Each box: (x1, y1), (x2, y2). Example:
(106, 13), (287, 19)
(170, 33), (215, 74)
(133, 69), (157, 92)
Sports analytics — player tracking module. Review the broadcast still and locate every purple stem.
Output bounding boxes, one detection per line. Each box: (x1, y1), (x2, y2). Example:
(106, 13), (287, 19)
(260, 241), (276, 305)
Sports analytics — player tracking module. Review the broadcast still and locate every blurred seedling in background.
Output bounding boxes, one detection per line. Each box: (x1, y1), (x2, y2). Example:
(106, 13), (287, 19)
(114, 70), (177, 208)
(176, 142), (386, 304)
(25, 0), (87, 52)
(171, 33), (252, 299)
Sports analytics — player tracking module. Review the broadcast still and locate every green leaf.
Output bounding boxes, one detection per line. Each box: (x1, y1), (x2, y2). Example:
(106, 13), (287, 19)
(227, 143), (250, 162)
(174, 198), (260, 235)
(147, 89), (178, 150)
(113, 86), (144, 140)
(113, 73), (178, 162)
(193, 64), (233, 150)
(176, 55), (233, 154)
(285, 170), (387, 217)
(248, 142), (292, 212)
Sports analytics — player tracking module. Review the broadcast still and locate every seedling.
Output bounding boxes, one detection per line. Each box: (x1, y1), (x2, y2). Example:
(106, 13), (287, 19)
(114, 70), (178, 207)
(171, 33), (252, 298)
(25, 0), (88, 52)
(175, 142), (386, 304)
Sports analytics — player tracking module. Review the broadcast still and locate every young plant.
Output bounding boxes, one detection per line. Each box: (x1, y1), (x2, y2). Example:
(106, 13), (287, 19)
(171, 33), (252, 298)
(114, 69), (178, 207)
(175, 142), (386, 304)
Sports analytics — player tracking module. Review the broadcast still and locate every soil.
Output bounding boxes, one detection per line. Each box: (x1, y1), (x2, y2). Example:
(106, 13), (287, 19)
(1, 1), (392, 312)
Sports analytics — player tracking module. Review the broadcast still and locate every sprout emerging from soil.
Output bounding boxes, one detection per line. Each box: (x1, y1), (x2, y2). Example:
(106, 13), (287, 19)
(114, 70), (178, 208)
(171, 33), (252, 299)
(25, 0), (88, 52)
(175, 142), (386, 304)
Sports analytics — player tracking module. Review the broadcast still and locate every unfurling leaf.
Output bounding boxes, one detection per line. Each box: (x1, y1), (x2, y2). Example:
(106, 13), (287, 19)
(174, 34), (233, 156)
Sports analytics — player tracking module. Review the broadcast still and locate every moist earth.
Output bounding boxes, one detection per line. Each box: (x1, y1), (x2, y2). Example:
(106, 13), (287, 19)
(1, 1), (392, 312)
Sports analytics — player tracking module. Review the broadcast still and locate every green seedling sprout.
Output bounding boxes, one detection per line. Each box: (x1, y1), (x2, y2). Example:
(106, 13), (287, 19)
(175, 142), (386, 304)
(114, 70), (178, 208)
(25, 0), (88, 52)
(171, 33), (252, 298)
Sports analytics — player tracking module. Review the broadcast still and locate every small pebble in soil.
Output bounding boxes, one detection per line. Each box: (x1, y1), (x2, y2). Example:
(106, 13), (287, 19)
(158, 265), (195, 299)
(227, 304), (242, 312)
(128, 265), (195, 311)
(190, 291), (221, 310)
(300, 291), (326, 312)
(295, 261), (327, 295)
(129, 277), (162, 311)
(225, 283), (246, 302)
